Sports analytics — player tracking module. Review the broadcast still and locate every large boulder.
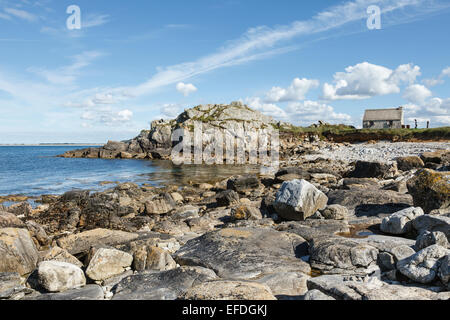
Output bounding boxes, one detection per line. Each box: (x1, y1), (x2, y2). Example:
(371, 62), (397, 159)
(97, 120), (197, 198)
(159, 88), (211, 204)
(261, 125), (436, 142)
(227, 175), (261, 193)
(407, 169), (450, 213)
(309, 237), (379, 275)
(0, 228), (39, 276)
(255, 272), (309, 297)
(25, 284), (104, 300)
(349, 161), (398, 179)
(327, 189), (413, 217)
(56, 229), (139, 255)
(380, 207), (424, 235)
(415, 231), (449, 251)
(37, 261), (86, 292)
(439, 254), (450, 284)
(86, 248), (133, 281)
(174, 227), (311, 280)
(397, 244), (449, 284)
(40, 246), (83, 268)
(216, 190), (240, 207)
(112, 266), (218, 300)
(307, 274), (445, 300)
(320, 205), (349, 220)
(0, 211), (24, 228)
(413, 215), (450, 242)
(132, 246), (176, 272)
(396, 156), (424, 171)
(273, 179), (328, 221)
(182, 280), (276, 300)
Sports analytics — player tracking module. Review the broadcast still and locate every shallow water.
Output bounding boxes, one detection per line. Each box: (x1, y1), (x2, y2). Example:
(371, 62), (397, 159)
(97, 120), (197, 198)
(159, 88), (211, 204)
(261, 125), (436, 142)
(0, 146), (261, 197)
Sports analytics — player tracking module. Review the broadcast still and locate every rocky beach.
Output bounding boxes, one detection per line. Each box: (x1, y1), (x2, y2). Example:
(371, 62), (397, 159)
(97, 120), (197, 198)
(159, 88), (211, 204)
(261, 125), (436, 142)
(1, 103), (449, 301)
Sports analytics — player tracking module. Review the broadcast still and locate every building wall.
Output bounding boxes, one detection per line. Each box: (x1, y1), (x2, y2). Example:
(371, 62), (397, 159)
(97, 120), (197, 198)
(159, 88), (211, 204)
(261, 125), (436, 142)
(363, 120), (402, 129)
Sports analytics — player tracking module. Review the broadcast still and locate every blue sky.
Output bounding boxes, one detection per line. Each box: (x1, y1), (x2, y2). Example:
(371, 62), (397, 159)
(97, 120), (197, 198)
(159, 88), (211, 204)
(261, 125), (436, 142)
(0, 0), (449, 143)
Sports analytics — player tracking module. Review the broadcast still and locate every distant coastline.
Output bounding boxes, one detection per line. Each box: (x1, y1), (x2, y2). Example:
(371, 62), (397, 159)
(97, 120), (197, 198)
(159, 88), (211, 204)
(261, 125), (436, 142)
(0, 143), (104, 147)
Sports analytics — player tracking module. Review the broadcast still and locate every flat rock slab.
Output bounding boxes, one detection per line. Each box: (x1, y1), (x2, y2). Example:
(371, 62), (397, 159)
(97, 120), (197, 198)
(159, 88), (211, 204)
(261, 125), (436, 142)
(174, 227), (311, 280)
(0, 272), (29, 299)
(307, 275), (444, 300)
(112, 266), (217, 300)
(276, 220), (350, 242)
(56, 228), (139, 255)
(327, 189), (413, 217)
(24, 284), (104, 300)
(183, 280), (277, 300)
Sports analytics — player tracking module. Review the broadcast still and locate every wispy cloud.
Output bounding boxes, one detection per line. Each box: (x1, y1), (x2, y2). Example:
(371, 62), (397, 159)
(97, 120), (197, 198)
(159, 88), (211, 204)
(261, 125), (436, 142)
(4, 7), (37, 22)
(83, 14), (110, 28)
(70, 0), (448, 108)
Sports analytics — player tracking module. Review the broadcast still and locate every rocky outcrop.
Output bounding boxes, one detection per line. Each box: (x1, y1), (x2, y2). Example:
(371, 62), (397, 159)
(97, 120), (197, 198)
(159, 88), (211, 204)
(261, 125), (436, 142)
(60, 102), (277, 161)
(349, 161), (398, 179)
(397, 245), (449, 284)
(407, 169), (450, 214)
(174, 227), (311, 280)
(112, 266), (218, 300)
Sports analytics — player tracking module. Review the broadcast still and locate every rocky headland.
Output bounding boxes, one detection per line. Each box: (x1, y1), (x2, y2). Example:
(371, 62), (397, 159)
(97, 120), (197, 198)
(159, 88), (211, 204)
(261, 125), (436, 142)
(1, 102), (450, 301)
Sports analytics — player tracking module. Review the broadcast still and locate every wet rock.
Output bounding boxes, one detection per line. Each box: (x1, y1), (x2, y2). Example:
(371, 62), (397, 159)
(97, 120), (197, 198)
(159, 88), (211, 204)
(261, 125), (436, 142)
(273, 179), (328, 221)
(380, 207), (424, 235)
(182, 280), (276, 300)
(309, 237), (379, 275)
(415, 231), (449, 251)
(112, 266), (217, 300)
(145, 194), (176, 215)
(396, 156), (424, 171)
(216, 190), (240, 207)
(307, 274), (442, 300)
(174, 227), (311, 280)
(413, 215), (450, 242)
(0, 228), (39, 276)
(86, 248), (133, 281)
(397, 244), (449, 284)
(231, 205), (263, 221)
(56, 228), (139, 255)
(349, 161), (398, 179)
(227, 175), (261, 193)
(275, 167), (311, 182)
(320, 204), (349, 220)
(25, 284), (104, 300)
(407, 169), (450, 214)
(40, 246), (83, 268)
(37, 261), (86, 292)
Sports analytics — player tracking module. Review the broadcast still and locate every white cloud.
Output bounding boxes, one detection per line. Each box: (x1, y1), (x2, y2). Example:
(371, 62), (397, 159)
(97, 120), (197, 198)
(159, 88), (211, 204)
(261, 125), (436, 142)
(27, 51), (103, 85)
(423, 66), (450, 87)
(404, 97), (450, 127)
(285, 100), (352, 125)
(265, 78), (319, 102)
(68, 0), (442, 107)
(322, 62), (421, 100)
(402, 84), (432, 104)
(83, 14), (110, 28)
(160, 104), (184, 118)
(0, 12), (11, 20)
(80, 108), (134, 126)
(4, 8), (37, 22)
(245, 97), (288, 119)
(176, 82), (197, 96)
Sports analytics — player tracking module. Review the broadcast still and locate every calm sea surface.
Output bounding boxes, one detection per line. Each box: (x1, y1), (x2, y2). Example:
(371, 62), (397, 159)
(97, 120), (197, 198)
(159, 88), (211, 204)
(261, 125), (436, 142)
(0, 146), (260, 197)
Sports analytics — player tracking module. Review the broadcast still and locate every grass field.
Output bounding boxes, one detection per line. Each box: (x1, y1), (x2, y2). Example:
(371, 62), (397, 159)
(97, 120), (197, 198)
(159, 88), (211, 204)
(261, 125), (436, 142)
(274, 123), (450, 142)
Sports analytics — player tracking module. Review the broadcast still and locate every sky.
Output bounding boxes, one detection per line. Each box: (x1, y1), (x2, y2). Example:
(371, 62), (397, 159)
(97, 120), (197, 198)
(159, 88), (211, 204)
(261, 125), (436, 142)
(0, 0), (449, 144)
